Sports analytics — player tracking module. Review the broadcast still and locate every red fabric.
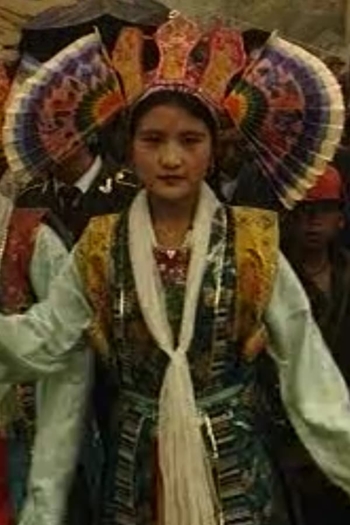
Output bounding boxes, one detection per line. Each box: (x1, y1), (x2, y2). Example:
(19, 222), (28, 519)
(305, 165), (342, 201)
(0, 437), (11, 525)
(0, 208), (46, 525)
(0, 208), (45, 313)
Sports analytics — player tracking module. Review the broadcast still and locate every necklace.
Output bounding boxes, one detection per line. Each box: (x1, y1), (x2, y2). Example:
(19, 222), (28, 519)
(153, 223), (193, 250)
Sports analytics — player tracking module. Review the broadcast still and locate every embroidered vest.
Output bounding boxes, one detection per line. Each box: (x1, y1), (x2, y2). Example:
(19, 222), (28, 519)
(76, 206), (278, 361)
(76, 206), (279, 524)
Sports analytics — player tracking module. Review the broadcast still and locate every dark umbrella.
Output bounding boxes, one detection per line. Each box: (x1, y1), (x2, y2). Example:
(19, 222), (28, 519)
(20, 0), (169, 61)
(24, 0), (169, 29)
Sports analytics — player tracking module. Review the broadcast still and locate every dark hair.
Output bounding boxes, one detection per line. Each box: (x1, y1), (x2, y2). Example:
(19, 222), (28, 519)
(129, 89), (218, 144)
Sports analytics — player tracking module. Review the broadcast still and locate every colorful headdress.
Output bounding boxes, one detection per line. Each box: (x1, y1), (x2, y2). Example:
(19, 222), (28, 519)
(13, 53), (42, 85)
(4, 33), (123, 182)
(111, 14), (246, 112)
(3, 13), (345, 208)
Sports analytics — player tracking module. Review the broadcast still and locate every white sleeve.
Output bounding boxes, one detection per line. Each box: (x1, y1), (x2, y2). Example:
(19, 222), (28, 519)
(0, 224), (69, 382)
(29, 224), (69, 300)
(19, 225), (92, 525)
(264, 252), (350, 496)
(0, 248), (92, 377)
(19, 349), (92, 525)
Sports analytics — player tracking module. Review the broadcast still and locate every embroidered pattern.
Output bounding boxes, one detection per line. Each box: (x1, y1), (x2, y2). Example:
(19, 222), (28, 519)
(77, 205), (281, 525)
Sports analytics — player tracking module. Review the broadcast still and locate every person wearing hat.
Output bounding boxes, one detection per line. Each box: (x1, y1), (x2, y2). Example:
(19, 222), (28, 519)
(284, 165), (348, 331)
(264, 165), (350, 525)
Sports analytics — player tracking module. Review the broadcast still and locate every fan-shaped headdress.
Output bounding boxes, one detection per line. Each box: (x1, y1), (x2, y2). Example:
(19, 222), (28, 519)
(3, 13), (345, 208)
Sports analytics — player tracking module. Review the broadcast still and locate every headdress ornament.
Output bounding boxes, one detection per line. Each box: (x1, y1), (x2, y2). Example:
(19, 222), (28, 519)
(2, 13), (345, 208)
(111, 12), (246, 113)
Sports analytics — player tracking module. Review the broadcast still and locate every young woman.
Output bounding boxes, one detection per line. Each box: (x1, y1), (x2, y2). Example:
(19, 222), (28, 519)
(1, 15), (350, 525)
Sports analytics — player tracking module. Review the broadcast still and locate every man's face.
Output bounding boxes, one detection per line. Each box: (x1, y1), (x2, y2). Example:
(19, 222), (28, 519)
(294, 201), (343, 250)
(49, 143), (95, 185)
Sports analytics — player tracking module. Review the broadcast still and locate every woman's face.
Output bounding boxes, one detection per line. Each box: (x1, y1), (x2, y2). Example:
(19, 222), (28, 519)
(131, 103), (213, 204)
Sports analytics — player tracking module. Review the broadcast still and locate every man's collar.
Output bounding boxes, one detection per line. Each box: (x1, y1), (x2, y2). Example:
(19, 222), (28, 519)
(74, 156), (103, 194)
(46, 156), (103, 196)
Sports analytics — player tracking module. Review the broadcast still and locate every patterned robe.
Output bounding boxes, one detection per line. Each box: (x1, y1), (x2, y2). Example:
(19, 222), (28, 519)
(76, 205), (288, 525)
(0, 195), (349, 524)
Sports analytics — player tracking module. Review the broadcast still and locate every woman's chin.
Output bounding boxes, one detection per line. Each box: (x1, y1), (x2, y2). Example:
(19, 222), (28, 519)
(146, 181), (201, 205)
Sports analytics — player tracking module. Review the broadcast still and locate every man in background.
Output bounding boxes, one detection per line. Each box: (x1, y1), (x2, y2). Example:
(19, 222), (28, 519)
(261, 165), (350, 525)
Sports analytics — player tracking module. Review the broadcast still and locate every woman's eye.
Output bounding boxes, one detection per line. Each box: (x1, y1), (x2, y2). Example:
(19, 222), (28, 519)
(141, 135), (162, 144)
(182, 136), (202, 145)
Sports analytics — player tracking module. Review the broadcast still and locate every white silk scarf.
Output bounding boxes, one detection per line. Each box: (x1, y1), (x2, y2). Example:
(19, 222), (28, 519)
(129, 182), (220, 525)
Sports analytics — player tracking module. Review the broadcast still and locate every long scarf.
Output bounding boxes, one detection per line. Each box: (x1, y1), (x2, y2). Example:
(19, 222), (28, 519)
(129, 183), (220, 525)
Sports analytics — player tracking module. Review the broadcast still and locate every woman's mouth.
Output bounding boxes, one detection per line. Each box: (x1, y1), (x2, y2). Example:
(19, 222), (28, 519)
(158, 175), (185, 184)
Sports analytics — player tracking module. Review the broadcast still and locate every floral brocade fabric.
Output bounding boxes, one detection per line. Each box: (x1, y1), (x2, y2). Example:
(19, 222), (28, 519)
(76, 205), (284, 525)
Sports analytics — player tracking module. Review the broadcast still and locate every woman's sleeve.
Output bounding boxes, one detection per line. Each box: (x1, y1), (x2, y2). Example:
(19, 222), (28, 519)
(264, 252), (350, 496)
(0, 242), (92, 377)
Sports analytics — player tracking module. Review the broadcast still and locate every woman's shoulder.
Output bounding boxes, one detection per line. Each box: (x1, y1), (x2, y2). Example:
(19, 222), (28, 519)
(76, 213), (121, 259)
(226, 204), (278, 229)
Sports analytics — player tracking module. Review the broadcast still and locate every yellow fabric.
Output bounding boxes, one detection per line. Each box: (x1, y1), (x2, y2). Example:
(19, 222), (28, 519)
(230, 207), (278, 356)
(76, 207), (278, 362)
(75, 214), (119, 358)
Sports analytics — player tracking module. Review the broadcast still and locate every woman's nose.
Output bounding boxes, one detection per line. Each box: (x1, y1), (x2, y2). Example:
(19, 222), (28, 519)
(159, 142), (182, 168)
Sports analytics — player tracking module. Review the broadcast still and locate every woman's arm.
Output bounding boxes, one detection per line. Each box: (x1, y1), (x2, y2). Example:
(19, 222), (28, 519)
(264, 253), (350, 496)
